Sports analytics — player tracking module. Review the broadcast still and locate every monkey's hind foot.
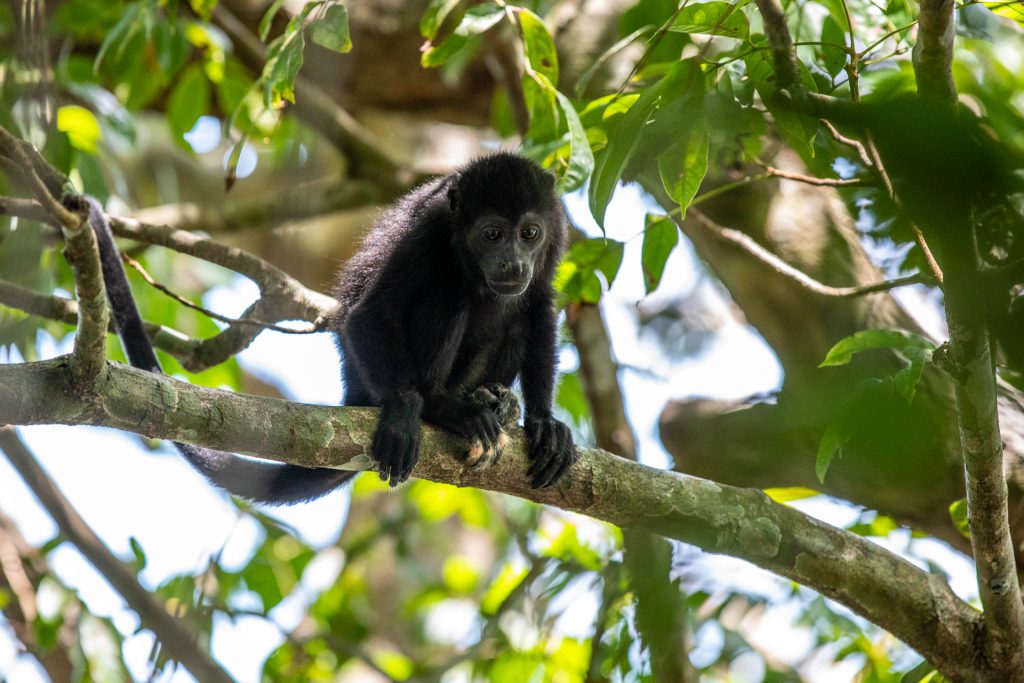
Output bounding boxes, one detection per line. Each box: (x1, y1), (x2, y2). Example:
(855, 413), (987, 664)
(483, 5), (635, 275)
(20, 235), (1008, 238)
(463, 384), (520, 468)
(468, 383), (521, 429)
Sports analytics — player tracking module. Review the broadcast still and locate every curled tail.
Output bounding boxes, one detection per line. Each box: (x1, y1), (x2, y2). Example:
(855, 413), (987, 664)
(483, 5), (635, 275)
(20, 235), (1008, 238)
(78, 195), (355, 505)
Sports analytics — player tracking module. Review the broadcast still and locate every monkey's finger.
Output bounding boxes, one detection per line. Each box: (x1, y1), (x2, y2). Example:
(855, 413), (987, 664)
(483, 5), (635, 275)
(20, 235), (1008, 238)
(526, 421), (557, 480)
(492, 431), (509, 465)
(398, 436), (419, 484)
(545, 432), (576, 487)
(531, 430), (565, 487)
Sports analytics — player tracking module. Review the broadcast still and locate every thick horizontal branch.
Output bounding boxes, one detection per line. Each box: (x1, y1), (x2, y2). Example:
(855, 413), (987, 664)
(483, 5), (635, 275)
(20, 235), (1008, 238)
(0, 358), (985, 680)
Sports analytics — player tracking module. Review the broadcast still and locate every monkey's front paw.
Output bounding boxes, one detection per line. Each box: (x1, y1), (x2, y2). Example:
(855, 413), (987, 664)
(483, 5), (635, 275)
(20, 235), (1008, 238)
(370, 417), (421, 485)
(525, 415), (577, 488)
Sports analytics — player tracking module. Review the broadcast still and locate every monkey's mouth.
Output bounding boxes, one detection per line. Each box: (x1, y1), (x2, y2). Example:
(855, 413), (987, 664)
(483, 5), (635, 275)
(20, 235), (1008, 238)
(487, 279), (529, 296)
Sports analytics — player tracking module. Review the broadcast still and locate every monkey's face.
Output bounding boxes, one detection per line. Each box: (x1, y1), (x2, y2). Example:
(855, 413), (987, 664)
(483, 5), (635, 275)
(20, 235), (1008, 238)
(467, 212), (548, 297)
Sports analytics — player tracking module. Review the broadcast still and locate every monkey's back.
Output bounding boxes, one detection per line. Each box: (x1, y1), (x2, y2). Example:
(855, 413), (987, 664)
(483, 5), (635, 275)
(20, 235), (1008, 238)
(331, 176), (452, 326)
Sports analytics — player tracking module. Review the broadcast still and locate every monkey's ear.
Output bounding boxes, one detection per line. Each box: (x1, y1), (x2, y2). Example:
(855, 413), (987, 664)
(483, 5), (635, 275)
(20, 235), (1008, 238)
(543, 169), (557, 192)
(447, 174), (462, 212)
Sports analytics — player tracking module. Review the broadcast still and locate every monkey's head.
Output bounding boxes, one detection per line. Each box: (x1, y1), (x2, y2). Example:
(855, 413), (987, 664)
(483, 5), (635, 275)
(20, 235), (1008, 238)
(448, 152), (565, 298)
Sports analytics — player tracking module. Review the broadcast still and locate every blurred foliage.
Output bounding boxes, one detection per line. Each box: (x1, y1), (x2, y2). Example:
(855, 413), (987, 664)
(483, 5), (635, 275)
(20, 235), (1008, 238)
(1, 0), (1023, 680)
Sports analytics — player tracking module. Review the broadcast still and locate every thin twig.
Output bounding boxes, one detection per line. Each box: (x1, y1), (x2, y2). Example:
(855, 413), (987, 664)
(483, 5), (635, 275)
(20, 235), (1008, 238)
(759, 163), (864, 187)
(687, 208), (933, 297)
(822, 119), (875, 168)
(0, 126), (78, 229)
(121, 255), (319, 334)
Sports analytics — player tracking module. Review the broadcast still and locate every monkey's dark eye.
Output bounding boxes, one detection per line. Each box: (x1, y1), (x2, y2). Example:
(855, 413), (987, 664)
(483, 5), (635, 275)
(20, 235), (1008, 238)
(520, 226), (539, 241)
(483, 227), (502, 241)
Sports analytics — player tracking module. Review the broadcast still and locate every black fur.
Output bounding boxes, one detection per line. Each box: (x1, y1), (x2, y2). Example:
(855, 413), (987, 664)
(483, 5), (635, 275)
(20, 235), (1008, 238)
(83, 151), (577, 504)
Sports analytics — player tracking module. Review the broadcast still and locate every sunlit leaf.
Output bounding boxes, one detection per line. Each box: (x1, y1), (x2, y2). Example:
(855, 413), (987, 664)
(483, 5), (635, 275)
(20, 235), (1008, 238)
(948, 498), (970, 538)
(551, 85), (595, 192)
(640, 214), (678, 294)
(263, 30), (305, 107)
(482, 563), (529, 614)
(668, 1), (749, 38)
(554, 238), (624, 304)
(421, 3), (503, 68)
(442, 556), (480, 593)
(518, 8), (558, 83)
(763, 487), (820, 503)
(56, 105), (103, 153)
(310, 4), (352, 53)
(820, 16), (847, 79)
(259, 0), (287, 41)
(420, 0), (463, 40)
(820, 329), (936, 367)
(589, 60), (699, 228)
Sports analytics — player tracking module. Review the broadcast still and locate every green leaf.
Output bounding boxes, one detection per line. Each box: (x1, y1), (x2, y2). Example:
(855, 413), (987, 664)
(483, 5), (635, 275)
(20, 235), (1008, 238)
(56, 105), (102, 153)
(518, 8), (558, 83)
(94, 0), (154, 71)
(259, 0), (286, 41)
(948, 498), (970, 538)
(991, 2), (1024, 29)
(816, 377), (892, 483)
(820, 16), (847, 79)
(167, 64), (210, 146)
(263, 30), (305, 107)
(128, 536), (147, 571)
(420, 0), (463, 39)
(421, 3), (503, 68)
(589, 60), (698, 228)
(743, 46), (819, 158)
(551, 86), (595, 192)
(847, 513), (899, 537)
(657, 114), (709, 216)
(820, 329), (936, 367)
(816, 420), (846, 483)
(442, 555), (479, 593)
(371, 651), (414, 681)
(310, 4), (352, 53)
(893, 353), (927, 403)
(668, 1), (748, 38)
(640, 214), (678, 294)
(554, 238), (624, 303)
(153, 21), (189, 77)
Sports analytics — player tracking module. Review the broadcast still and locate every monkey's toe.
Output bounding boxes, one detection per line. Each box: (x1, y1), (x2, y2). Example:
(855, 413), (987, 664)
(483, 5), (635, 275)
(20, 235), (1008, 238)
(464, 431), (507, 469)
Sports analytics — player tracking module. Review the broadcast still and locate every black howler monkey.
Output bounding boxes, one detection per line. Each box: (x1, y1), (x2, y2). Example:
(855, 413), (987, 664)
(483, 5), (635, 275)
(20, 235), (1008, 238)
(84, 151), (577, 504)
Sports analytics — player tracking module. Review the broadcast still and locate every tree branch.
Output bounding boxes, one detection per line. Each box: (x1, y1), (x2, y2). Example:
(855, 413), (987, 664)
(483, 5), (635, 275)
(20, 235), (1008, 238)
(59, 199), (111, 386)
(688, 208), (933, 299)
(0, 358), (988, 681)
(913, 0), (957, 109)
(0, 427), (236, 683)
(121, 254), (318, 334)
